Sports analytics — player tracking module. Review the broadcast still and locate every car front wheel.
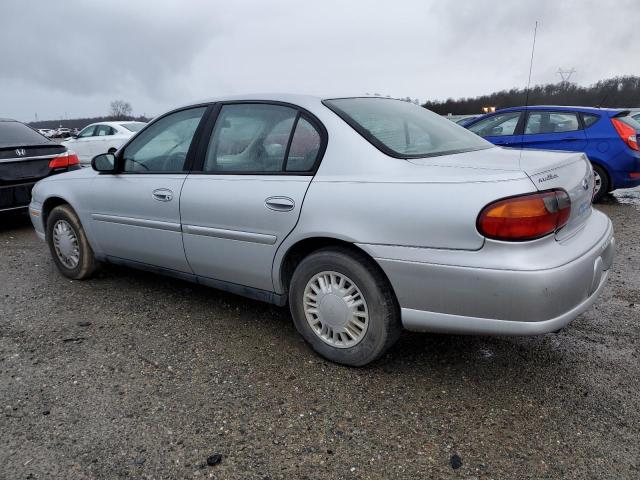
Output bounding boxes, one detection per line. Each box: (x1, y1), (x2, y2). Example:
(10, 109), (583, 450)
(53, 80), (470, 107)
(46, 205), (97, 280)
(289, 247), (401, 366)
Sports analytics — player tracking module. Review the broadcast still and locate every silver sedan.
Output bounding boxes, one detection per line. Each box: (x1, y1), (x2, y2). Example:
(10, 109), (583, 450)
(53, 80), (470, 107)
(28, 95), (614, 366)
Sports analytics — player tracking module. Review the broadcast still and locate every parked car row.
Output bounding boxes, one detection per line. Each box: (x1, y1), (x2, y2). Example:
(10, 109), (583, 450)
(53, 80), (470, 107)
(61, 121), (146, 166)
(25, 95), (615, 366)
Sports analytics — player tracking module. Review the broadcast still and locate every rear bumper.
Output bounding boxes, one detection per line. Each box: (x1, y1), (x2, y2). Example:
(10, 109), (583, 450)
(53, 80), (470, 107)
(359, 209), (614, 335)
(0, 181), (37, 211)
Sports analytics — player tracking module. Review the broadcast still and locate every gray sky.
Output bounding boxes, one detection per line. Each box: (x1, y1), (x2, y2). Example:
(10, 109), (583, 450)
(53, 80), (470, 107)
(2, 0), (638, 122)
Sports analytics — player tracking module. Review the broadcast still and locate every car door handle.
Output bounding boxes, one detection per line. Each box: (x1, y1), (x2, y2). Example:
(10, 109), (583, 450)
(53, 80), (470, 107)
(265, 196), (295, 212)
(560, 136), (580, 141)
(152, 188), (173, 202)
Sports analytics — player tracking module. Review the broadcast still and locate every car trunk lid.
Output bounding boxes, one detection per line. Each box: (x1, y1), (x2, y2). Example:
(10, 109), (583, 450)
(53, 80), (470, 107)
(518, 149), (593, 240)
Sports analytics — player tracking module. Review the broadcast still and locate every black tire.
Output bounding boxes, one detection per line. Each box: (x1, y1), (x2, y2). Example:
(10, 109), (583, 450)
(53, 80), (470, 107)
(46, 204), (97, 280)
(592, 164), (609, 203)
(289, 247), (401, 367)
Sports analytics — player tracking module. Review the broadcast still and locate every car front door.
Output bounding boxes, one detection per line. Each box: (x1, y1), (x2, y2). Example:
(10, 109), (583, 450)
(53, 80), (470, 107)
(180, 102), (325, 292)
(89, 106), (208, 273)
(467, 111), (523, 147)
(68, 124), (97, 164)
(520, 110), (587, 152)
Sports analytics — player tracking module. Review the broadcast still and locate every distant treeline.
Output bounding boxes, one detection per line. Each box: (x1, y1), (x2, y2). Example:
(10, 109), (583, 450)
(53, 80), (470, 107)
(29, 115), (150, 130)
(424, 75), (640, 115)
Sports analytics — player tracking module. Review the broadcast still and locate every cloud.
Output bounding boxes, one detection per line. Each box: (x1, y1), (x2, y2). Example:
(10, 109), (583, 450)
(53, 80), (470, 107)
(1, 0), (638, 121)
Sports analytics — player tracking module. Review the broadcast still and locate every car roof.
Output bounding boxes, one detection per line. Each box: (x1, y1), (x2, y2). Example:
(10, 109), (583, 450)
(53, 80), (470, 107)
(0, 118), (18, 122)
(495, 105), (627, 115)
(177, 93), (409, 112)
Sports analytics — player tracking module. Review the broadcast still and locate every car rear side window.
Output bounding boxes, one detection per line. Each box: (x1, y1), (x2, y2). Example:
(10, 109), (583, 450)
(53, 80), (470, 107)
(122, 107), (206, 172)
(325, 98), (491, 158)
(204, 104), (299, 173)
(285, 118), (322, 172)
(525, 111), (580, 134)
(95, 125), (114, 136)
(582, 114), (600, 128)
(0, 121), (50, 148)
(467, 112), (521, 137)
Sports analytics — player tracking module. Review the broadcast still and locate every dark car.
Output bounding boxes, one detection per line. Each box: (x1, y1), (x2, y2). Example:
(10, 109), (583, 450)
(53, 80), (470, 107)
(1, 119), (79, 214)
(465, 106), (640, 201)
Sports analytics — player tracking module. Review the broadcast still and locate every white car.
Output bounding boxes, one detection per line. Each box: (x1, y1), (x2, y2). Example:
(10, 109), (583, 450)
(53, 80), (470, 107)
(37, 128), (54, 137)
(62, 121), (146, 165)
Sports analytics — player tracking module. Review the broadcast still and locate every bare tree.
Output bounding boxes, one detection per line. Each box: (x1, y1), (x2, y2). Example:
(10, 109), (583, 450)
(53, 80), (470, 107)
(109, 100), (133, 119)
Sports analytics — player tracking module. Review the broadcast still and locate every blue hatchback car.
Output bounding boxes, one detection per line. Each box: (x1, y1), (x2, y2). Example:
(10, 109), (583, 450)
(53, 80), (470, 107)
(465, 106), (640, 201)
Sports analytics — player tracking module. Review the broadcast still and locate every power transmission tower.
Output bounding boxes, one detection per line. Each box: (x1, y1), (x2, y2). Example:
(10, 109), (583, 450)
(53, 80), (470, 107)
(557, 68), (576, 83)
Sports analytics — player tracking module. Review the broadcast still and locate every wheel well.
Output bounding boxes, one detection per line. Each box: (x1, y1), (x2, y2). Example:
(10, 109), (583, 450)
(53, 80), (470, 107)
(41, 197), (70, 228)
(279, 237), (395, 297)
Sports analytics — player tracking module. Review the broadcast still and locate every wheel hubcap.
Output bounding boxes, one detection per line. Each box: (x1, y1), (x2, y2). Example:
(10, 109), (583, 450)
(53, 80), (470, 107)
(52, 220), (80, 269)
(303, 271), (369, 348)
(593, 170), (602, 195)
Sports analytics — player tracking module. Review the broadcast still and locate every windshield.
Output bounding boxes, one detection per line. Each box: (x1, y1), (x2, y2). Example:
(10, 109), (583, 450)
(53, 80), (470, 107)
(324, 98), (492, 158)
(120, 122), (146, 132)
(0, 121), (50, 148)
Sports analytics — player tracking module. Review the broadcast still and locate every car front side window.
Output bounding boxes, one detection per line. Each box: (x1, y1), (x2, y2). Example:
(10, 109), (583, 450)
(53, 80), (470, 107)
(78, 125), (96, 138)
(122, 107), (206, 173)
(468, 112), (521, 137)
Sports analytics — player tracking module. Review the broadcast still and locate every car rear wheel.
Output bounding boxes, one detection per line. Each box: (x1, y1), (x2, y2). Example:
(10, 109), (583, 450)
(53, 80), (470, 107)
(592, 164), (609, 203)
(289, 247), (401, 366)
(46, 205), (97, 280)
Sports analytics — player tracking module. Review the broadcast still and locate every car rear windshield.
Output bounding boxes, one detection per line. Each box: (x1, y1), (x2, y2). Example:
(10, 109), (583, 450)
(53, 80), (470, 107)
(616, 114), (640, 130)
(0, 121), (50, 148)
(120, 122), (146, 132)
(324, 98), (492, 158)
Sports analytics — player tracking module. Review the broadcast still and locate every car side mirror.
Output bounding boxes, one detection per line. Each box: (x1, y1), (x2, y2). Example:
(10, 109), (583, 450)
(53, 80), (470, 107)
(91, 153), (117, 173)
(491, 126), (504, 135)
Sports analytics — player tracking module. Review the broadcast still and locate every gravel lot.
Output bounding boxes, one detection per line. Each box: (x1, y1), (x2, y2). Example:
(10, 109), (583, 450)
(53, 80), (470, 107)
(1, 192), (638, 479)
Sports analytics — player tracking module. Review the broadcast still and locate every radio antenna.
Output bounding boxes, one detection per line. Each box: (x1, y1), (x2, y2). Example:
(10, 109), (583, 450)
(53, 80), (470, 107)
(520, 21), (539, 165)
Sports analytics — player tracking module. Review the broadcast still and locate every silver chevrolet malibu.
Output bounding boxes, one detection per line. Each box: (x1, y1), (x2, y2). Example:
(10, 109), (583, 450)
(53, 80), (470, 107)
(29, 95), (615, 366)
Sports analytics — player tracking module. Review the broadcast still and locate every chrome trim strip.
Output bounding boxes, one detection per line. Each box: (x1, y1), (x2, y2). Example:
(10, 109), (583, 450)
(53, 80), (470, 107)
(183, 224), (277, 245)
(0, 154), (59, 163)
(0, 205), (29, 212)
(91, 213), (181, 232)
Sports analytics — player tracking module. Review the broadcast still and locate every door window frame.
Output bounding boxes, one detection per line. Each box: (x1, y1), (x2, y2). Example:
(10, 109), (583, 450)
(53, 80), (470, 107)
(113, 103), (214, 175)
(189, 100), (328, 176)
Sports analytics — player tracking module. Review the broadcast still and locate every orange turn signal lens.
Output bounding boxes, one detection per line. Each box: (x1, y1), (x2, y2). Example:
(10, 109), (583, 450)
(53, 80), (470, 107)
(477, 190), (571, 241)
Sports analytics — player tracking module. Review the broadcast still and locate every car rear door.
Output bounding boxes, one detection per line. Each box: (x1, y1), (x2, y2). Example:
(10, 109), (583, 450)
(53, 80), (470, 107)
(92, 124), (115, 157)
(88, 106), (208, 273)
(180, 102), (325, 292)
(520, 110), (587, 152)
(467, 111), (523, 147)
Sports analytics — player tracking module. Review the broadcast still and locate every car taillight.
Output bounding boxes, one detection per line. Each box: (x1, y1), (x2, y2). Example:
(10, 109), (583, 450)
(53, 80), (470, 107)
(611, 118), (639, 151)
(49, 151), (79, 169)
(477, 190), (571, 241)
